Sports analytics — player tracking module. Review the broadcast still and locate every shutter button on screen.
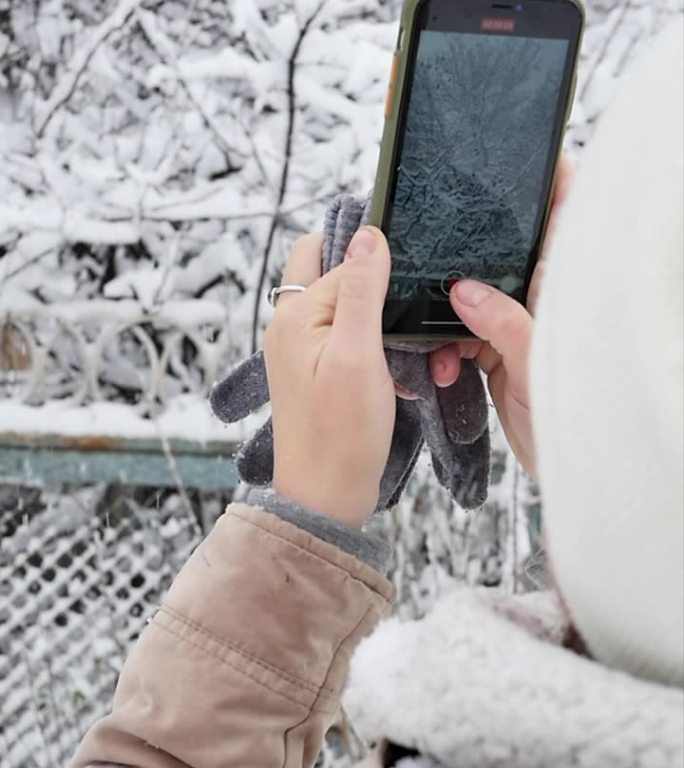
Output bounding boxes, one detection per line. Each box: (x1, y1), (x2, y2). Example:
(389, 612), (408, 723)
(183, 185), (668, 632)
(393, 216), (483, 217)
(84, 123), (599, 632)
(441, 271), (464, 296)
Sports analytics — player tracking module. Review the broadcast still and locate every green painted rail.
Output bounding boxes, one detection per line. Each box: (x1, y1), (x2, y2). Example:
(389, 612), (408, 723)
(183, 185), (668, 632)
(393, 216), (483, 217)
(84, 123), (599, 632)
(0, 433), (240, 490)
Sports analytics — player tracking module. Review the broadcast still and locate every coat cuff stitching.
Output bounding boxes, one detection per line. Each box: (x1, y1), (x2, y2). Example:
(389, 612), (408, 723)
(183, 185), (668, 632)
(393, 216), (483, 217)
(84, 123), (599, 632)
(152, 610), (338, 712)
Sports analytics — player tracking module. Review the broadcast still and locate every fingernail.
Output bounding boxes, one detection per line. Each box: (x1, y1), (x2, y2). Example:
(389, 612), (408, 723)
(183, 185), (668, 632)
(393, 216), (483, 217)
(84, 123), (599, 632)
(452, 280), (492, 307)
(347, 227), (376, 259)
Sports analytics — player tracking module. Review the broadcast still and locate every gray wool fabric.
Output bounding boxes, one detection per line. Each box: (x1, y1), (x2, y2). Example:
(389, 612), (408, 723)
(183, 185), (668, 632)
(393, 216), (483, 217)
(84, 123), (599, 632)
(247, 488), (392, 572)
(210, 193), (491, 515)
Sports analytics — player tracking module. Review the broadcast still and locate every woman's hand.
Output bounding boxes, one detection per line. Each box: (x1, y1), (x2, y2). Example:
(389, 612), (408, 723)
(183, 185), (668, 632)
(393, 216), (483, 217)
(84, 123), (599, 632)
(264, 227), (395, 529)
(428, 156), (575, 478)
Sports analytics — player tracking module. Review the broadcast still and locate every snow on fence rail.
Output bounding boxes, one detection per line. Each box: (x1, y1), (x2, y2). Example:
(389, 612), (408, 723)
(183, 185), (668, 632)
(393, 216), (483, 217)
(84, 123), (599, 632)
(0, 301), (251, 490)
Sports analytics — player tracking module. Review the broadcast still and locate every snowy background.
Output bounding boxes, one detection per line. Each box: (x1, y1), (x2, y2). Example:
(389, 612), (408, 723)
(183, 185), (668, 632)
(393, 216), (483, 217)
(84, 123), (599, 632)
(1, 0), (682, 766)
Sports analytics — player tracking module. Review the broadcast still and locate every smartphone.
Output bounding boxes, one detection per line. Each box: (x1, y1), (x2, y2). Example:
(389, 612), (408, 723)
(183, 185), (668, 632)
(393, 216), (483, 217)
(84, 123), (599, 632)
(371, 0), (584, 339)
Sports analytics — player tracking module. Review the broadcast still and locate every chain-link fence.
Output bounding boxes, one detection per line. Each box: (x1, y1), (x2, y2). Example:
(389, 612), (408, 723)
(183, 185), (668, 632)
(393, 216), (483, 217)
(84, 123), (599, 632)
(1, 443), (537, 768)
(0, 484), (213, 768)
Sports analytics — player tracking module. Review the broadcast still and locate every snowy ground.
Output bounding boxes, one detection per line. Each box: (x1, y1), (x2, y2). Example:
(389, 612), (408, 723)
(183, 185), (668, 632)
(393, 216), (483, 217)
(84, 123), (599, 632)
(1, 1), (682, 766)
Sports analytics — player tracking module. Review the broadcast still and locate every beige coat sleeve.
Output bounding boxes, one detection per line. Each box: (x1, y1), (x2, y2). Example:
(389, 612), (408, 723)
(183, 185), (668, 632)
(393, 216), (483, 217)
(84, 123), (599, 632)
(71, 503), (394, 768)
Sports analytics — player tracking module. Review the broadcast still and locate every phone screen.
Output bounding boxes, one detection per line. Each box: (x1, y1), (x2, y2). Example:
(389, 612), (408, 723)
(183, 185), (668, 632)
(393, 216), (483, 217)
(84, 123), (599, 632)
(382, 0), (581, 335)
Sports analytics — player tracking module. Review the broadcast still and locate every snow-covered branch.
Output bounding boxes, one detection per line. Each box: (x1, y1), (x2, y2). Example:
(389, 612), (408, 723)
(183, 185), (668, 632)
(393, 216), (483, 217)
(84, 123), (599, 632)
(135, 8), (237, 160)
(34, 0), (143, 137)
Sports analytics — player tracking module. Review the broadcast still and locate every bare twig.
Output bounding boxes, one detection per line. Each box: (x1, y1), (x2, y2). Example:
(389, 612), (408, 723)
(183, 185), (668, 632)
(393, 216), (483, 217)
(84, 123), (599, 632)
(152, 231), (181, 305)
(1, 245), (55, 283)
(154, 422), (202, 538)
(250, 0), (328, 353)
(236, 112), (275, 193)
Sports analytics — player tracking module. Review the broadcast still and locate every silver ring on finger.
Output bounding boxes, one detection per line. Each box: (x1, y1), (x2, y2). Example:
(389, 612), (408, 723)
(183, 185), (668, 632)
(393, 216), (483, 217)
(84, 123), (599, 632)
(268, 284), (307, 307)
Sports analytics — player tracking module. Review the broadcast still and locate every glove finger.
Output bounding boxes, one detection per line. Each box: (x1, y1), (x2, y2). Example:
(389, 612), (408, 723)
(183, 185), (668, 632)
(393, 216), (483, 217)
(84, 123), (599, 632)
(451, 430), (491, 509)
(323, 194), (366, 273)
(417, 382), (453, 463)
(210, 351), (269, 423)
(386, 348), (433, 400)
(377, 397), (424, 510)
(235, 418), (274, 486)
(431, 428), (491, 510)
(384, 437), (423, 511)
(437, 359), (489, 445)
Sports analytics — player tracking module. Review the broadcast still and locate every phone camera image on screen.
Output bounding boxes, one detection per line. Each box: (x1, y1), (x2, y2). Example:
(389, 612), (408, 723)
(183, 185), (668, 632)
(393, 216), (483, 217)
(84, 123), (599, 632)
(387, 31), (568, 303)
(380, 0), (582, 336)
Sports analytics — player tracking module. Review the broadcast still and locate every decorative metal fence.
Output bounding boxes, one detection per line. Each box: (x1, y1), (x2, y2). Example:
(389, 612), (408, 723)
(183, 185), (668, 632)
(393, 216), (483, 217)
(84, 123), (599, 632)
(1, 301), (233, 409)
(0, 305), (243, 489)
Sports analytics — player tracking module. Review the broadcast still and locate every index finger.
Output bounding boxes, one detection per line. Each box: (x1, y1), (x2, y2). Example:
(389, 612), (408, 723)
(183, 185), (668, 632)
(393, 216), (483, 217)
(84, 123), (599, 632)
(527, 155), (575, 314)
(552, 153), (575, 208)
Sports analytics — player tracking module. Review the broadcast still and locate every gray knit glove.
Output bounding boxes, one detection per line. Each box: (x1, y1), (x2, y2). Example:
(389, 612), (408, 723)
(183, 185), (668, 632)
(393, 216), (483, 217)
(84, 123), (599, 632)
(210, 195), (490, 511)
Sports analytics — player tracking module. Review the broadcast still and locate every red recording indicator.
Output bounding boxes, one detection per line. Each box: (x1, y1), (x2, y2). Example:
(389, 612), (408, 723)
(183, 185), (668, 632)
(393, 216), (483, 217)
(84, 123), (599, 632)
(481, 17), (517, 32)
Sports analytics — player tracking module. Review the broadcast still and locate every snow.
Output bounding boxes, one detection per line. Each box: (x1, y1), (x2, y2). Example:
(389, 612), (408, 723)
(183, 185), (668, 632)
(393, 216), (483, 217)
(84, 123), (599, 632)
(0, 297), (231, 326)
(63, 211), (140, 245)
(0, 397), (257, 444)
(34, 0), (144, 136)
(1, 1), (683, 767)
(148, 49), (283, 92)
(143, 181), (272, 222)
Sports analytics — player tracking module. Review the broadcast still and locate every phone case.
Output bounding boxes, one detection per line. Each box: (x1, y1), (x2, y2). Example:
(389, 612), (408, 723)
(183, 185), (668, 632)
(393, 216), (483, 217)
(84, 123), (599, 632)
(371, 0), (585, 342)
(368, 0), (425, 229)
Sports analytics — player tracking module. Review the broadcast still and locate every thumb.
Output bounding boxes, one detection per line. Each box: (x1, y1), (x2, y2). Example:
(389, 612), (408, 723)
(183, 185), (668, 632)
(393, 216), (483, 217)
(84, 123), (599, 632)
(330, 226), (391, 352)
(450, 280), (532, 395)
